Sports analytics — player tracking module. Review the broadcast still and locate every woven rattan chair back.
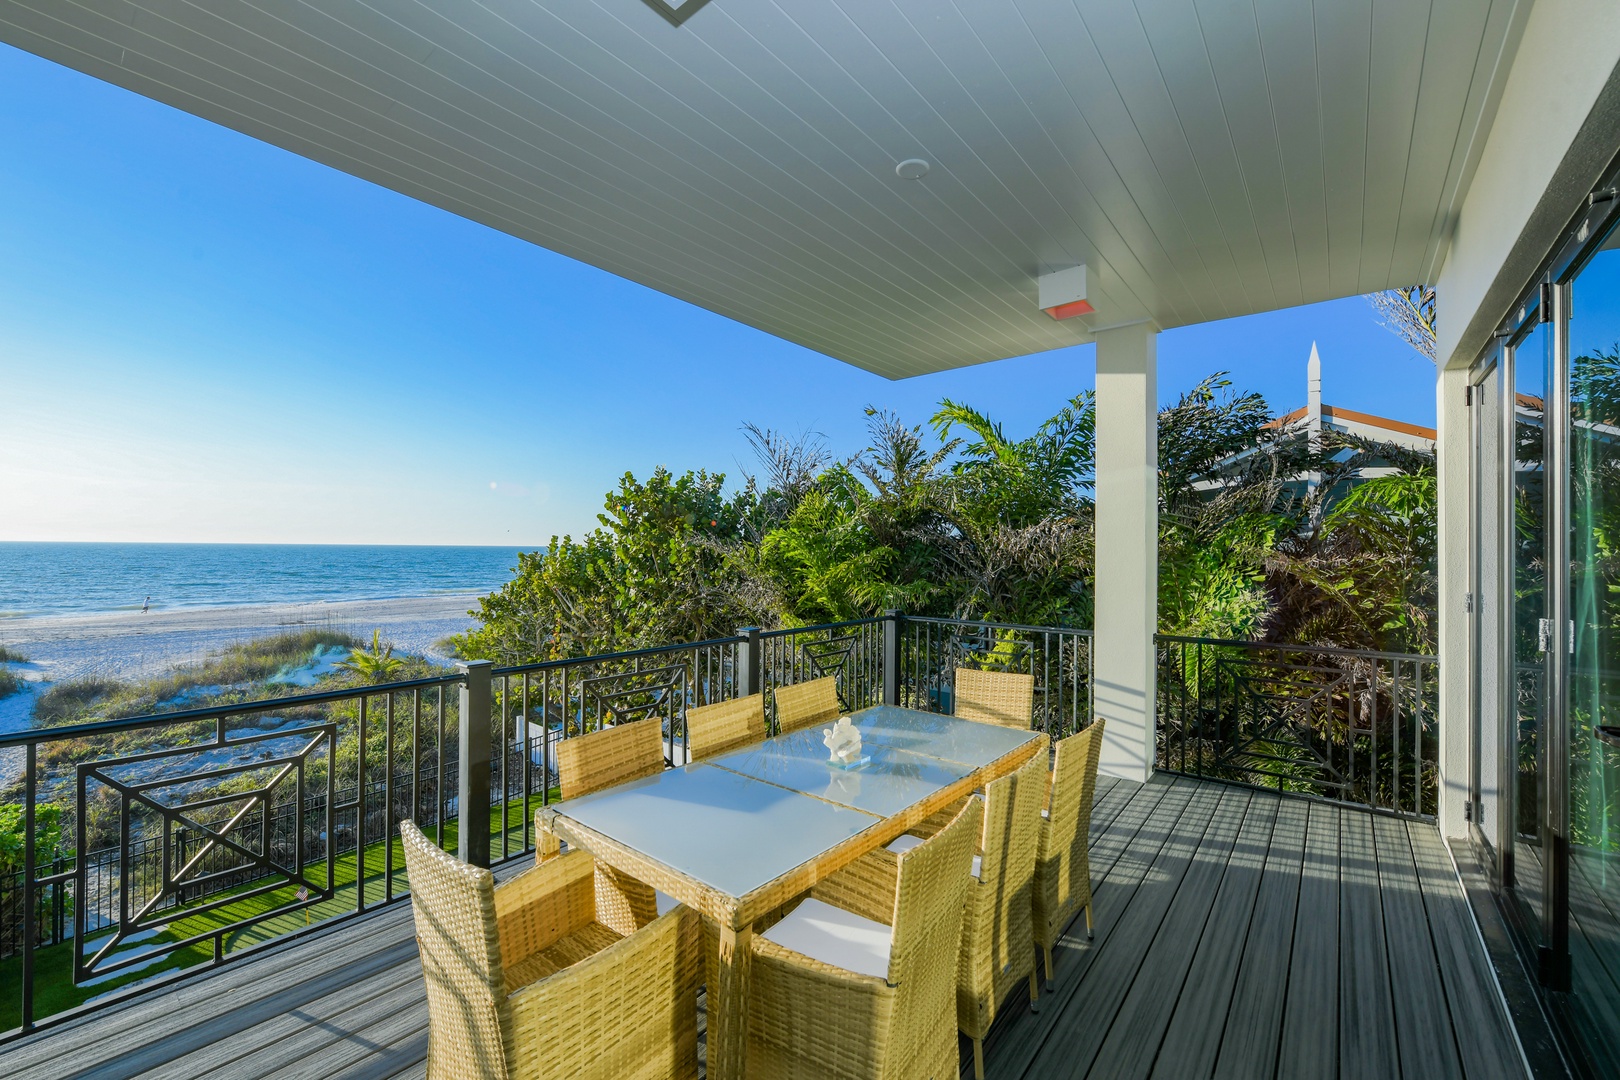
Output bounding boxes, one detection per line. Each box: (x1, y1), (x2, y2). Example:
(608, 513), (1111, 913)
(772, 675), (841, 734)
(400, 820), (512, 1080)
(684, 694), (766, 761)
(953, 667), (1035, 729)
(556, 720), (665, 800)
(885, 796), (983, 1068)
(1035, 719), (1106, 985)
(404, 819), (701, 1080)
(959, 750), (1047, 1075)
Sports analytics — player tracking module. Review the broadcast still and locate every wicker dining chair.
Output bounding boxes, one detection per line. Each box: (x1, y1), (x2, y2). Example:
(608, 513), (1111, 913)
(772, 675), (841, 735)
(685, 694), (767, 761)
(538, 720), (670, 929)
(814, 753), (1045, 1079)
(746, 796), (984, 1080)
(1034, 719), (1106, 988)
(956, 750), (1047, 1078)
(538, 720), (667, 865)
(400, 820), (701, 1080)
(953, 667), (1035, 729)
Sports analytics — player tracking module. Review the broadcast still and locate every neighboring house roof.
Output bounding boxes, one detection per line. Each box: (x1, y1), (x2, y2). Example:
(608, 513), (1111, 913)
(1267, 404), (1436, 445)
(1264, 342), (1435, 451)
(1194, 343), (1434, 494)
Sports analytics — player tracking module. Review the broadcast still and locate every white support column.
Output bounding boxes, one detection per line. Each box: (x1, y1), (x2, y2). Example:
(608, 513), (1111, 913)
(1436, 364), (1471, 838)
(1093, 322), (1158, 783)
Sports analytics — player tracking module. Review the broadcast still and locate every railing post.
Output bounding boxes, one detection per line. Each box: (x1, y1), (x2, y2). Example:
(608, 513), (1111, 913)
(736, 627), (762, 698)
(458, 661), (493, 868)
(883, 610), (903, 706)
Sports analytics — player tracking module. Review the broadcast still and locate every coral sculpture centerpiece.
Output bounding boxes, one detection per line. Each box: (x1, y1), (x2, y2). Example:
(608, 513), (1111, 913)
(822, 716), (868, 770)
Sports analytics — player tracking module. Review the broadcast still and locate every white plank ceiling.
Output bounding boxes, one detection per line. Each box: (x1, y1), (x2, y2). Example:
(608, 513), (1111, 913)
(0, 0), (1528, 378)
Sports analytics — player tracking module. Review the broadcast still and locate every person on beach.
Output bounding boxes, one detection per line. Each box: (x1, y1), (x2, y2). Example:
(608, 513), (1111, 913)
(142, 596), (150, 614)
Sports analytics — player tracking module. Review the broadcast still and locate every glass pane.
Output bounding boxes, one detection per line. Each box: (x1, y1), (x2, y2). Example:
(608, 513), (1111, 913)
(554, 763), (879, 898)
(708, 727), (978, 818)
(1512, 317), (1549, 935)
(850, 704), (1041, 765)
(1568, 229), (1620, 1059)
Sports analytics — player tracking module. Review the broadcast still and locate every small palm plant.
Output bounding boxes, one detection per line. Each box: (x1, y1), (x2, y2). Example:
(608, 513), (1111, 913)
(336, 629), (404, 684)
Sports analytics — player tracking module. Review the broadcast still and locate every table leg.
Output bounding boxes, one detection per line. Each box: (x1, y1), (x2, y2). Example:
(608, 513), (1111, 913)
(710, 921), (753, 1080)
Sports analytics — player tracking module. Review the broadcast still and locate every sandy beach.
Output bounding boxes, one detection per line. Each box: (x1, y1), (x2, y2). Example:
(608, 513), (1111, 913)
(0, 593), (482, 684)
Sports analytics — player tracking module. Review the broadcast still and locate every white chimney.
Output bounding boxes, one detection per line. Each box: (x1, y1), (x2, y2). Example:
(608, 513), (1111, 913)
(1306, 341), (1323, 438)
(1306, 342), (1324, 512)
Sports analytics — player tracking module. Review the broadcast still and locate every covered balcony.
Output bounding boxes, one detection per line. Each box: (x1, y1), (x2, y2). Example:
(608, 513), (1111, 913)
(3, 0), (1619, 1075)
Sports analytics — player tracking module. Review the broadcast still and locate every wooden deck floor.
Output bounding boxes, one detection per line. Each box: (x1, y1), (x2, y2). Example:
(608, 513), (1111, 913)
(0, 773), (1530, 1080)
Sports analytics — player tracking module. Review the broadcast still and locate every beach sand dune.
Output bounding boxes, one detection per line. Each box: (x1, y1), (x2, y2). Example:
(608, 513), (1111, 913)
(0, 594), (482, 684)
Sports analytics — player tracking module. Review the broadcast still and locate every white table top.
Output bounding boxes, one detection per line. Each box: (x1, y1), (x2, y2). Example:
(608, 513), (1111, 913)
(549, 705), (1040, 902)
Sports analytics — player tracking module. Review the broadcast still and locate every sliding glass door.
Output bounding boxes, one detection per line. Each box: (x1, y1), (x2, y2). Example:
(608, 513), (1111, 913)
(1471, 171), (1620, 1076)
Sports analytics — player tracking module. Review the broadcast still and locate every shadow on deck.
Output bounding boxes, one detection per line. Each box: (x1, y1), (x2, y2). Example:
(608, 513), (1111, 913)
(0, 774), (1529, 1079)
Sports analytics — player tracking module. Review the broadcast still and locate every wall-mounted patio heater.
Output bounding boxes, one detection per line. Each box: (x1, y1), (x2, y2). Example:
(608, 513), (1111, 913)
(1038, 264), (1094, 320)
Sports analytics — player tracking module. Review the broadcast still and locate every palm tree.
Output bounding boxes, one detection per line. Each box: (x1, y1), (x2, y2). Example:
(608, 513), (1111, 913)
(336, 629), (404, 683)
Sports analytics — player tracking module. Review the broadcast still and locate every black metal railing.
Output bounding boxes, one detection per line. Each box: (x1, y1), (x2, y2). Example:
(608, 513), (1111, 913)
(486, 635), (743, 862)
(756, 619), (887, 728)
(0, 672), (466, 1037)
(899, 616), (1094, 738)
(1155, 636), (1439, 819)
(1, 613), (1441, 1040)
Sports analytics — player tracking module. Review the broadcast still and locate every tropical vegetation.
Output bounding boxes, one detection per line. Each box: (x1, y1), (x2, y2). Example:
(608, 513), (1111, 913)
(453, 372), (1438, 665)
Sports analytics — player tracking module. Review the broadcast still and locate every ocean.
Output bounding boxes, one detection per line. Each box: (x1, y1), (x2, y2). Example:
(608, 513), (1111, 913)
(0, 542), (527, 618)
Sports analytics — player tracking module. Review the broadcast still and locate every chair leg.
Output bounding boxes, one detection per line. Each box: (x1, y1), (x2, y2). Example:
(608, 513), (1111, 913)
(1085, 903), (1094, 940)
(1044, 943), (1055, 990)
(1028, 970), (1041, 1012)
(973, 1036), (985, 1080)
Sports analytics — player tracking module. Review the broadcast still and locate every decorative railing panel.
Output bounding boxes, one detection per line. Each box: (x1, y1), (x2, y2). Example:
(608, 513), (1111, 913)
(73, 723), (336, 983)
(1155, 636), (1439, 819)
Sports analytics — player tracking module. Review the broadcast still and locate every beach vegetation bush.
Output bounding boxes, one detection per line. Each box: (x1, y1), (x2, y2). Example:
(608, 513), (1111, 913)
(335, 629), (405, 683)
(0, 645), (26, 700)
(0, 802), (65, 875)
(453, 468), (759, 662)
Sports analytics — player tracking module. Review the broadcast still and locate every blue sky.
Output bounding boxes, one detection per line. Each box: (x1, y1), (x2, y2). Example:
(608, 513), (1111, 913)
(0, 43), (1435, 546)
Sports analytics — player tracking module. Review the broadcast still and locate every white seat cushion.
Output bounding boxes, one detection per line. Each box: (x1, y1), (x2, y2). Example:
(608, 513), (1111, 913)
(887, 833), (981, 878)
(656, 890), (678, 917)
(761, 898), (893, 980)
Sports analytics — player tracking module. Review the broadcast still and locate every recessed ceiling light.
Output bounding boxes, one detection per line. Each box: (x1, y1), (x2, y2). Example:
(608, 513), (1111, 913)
(895, 158), (930, 180)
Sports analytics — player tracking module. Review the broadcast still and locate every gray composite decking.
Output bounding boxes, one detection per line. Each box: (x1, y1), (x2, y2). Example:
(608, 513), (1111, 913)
(0, 773), (1529, 1080)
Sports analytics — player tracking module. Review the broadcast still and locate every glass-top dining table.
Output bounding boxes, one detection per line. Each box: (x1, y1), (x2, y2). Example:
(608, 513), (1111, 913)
(537, 704), (1044, 1080)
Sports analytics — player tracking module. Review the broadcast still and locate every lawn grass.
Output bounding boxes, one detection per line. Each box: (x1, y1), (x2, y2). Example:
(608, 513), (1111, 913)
(0, 795), (549, 1031)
